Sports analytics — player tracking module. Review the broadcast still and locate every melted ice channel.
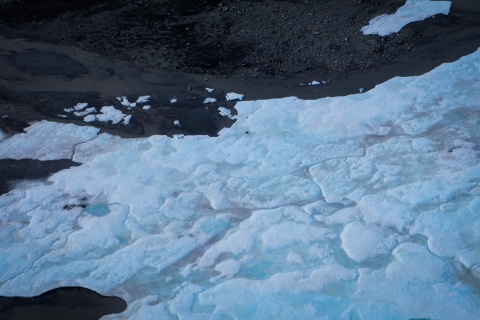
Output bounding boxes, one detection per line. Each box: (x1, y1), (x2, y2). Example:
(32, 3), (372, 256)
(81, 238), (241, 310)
(0, 48), (480, 319)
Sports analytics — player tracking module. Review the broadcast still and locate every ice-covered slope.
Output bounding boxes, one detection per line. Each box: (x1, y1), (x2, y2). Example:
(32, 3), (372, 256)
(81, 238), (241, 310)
(1, 48), (480, 319)
(362, 0), (451, 36)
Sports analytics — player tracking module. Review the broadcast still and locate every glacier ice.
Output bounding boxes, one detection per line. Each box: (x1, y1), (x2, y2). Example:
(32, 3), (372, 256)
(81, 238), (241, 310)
(0, 47), (480, 319)
(361, 0), (451, 36)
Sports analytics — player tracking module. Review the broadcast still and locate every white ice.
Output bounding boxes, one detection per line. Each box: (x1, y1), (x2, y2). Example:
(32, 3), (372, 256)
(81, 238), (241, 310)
(218, 107), (236, 119)
(136, 96), (150, 103)
(0, 120), (99, 160)
(226, 92), (244, 101)
(361, 0), (451, 36)
(203, 98), (217, 104)
(1, 47), (480, 320)
(206, 88), (215, 93)
(74, 107), (96, 117)
(174, 120), (180, 126)
(171, 99), (177, 103)
(95, 106), (130, 124)
(142, 105), (151, 110)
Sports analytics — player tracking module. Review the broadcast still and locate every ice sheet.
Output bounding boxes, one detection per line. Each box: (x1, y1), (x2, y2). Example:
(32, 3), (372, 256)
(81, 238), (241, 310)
(361, 0), (451, 36)
(1, 47), (480, 319)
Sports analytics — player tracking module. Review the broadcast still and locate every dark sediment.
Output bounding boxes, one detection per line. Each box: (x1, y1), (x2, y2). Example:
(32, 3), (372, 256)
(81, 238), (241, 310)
(0, 158), (81, 195)
(0, 287), (127, 320)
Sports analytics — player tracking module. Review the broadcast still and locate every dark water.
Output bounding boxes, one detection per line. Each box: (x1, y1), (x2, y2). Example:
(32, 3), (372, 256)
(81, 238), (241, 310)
(0, 287), (127, 320)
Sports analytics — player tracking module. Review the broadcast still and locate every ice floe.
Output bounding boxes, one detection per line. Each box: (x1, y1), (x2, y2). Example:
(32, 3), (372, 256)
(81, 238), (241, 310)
(204, 98), (217, 104)
(361, 0), (451, 36)
(1, 47), (480, 320)
(136, 96), (150, 103)
(226, 92), (244, 101)
(206, 88), (215, 93)
(174, 120), (180, 126)
(143, 105), (151, 110)
(171, 99), (177, 103)
(218, 107), (236, 119)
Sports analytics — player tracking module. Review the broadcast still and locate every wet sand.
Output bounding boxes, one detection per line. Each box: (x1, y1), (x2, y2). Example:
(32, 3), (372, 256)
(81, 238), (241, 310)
(0, 0), (480, 318)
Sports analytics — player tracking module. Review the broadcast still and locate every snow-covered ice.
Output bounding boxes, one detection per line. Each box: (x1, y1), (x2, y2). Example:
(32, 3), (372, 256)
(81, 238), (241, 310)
(174, 120), (180, 126)
(206, 88), (214, 93)
(0, 120), (99, 160)
(170, 99), (177, 103)
(361, 0), (451, 36)
(226, 92), (244, 101)
(142, 105), (151, 110)
(1, 47), (480, 319)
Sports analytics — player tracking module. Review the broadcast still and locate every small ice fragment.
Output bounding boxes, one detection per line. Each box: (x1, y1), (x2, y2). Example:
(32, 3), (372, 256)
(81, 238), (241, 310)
(84, 114), (96, 122)
(218, 107), (236, 119)
(136, 95), (150, 103)
(204, 98), (217, 104)
(171, 99), (177, 103)
(173, 134), (184, 139)
(143, 105), (151, 110)
(226, 92), (243, 101)
(57, 115), (67, 118)
(2, 115), (8, 118)
(322, 80), (328, 84)
(130, 103), (137, 107)
(116, 97), (122, 101)
(64, 108), (74, 112)
(308, 81), (321, 86)
(300, 83), (306, 86)
(359, 88), (364, 93)
(73, 107), (96, 117)
(174, 120), (180, 126)
(74, 103), (88, 110)
(206, 87), (215, 93)
(123, 115), (132, 125)
(121, 97), (130, 106)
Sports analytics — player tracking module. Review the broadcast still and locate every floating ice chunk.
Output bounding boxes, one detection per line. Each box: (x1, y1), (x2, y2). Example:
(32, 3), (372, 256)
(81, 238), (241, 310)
(322, 80), (328, 84)
(129, 102), (137, 107)
(120, 97), (130, 106)
(143, 105), (151, 110)
(361, 0), (451, 36)
(83, 114), (96, 123)
(64, 108), (74, 112)
(359, 88), (364, 93)
(57, 114), (67, 118)
(95, 106), (127, 124)
(174, 120), (180, 126)
(1, 115), (7, 118)
(203, 98), (216, 104)
(218, 107), (236, 119)
(74, 103), (88, 110)
(226, 92), (244, 101)
(206, 88), (214, 93)
(73, 107), (96, 117)
(123, 115), (132, 125)
(136, 95), (150, 103)
(0, 120), (99, 160)
(308, 81), (321, 86)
